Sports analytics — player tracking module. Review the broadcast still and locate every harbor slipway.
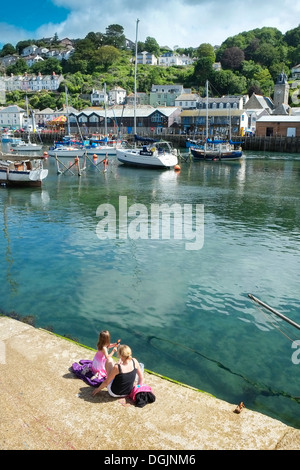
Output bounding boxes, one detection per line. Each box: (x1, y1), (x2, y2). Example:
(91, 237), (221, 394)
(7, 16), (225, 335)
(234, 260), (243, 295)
(0, 316), (299, 451)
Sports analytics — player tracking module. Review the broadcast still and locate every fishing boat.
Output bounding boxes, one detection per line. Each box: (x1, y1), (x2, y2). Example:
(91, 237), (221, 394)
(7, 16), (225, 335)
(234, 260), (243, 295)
(190, 139), (243, 161)
(0, 153), (48, 187)
(190, 81), (243, 161)
(116, 19), (178, 170)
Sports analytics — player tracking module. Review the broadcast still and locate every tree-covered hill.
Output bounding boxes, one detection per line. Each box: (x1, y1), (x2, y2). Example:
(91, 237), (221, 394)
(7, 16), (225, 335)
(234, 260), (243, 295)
(1, 23), (300, 110)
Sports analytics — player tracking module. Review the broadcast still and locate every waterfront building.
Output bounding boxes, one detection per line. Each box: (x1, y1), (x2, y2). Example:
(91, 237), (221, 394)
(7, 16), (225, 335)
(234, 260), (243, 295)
(180, 108), (248, 136)
(175, 93), (199, 110)
(0, 104), (25, 128)
(256, 115), (300, 137)
(273, 72), (289, 109)
(69, 105), (181, 135)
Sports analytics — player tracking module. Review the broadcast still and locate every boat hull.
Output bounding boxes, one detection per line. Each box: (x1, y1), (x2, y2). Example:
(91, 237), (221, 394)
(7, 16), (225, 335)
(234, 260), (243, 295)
(11, 144), (43, 152)
(191, 147), (243, 161)
(116, 148), (178, 168)
(86, 146), (117, 156)
(48, 148), (85, 158)
(0, 168), (48, 187)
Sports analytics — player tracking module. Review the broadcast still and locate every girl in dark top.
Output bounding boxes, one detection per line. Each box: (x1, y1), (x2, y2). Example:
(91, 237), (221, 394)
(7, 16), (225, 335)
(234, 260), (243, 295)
(92, 344), (143, 398)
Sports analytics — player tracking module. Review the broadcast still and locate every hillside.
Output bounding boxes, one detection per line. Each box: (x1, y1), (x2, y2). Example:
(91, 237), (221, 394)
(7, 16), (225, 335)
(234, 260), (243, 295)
(1, 23), (300, 110)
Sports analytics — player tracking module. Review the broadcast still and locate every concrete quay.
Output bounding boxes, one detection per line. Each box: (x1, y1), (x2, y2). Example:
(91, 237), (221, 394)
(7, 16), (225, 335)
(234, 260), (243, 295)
(0, 316), (299, 451)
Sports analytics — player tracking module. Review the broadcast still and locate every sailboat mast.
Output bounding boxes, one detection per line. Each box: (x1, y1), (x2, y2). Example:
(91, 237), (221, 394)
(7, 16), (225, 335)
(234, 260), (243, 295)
(134, 18), (139, 135)
(104, 83), (107, 137)
(65, 85), (71, 136)
(205, 80), (209, 143)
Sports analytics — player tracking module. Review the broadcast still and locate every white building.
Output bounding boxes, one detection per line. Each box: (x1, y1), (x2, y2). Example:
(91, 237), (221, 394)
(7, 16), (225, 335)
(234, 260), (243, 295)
(175, 93), (199, 109)
(109, 86), (126, 105)
(137, 51), (158, 65)
(90, 88), (108, 106)
(2, 72), (63, 92)
(0, 104), (25, 129)
(158, 52), (194, 66)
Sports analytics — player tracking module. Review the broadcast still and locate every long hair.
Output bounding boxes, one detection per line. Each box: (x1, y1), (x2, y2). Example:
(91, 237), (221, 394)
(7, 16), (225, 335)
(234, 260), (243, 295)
(97, 330), (111, 350)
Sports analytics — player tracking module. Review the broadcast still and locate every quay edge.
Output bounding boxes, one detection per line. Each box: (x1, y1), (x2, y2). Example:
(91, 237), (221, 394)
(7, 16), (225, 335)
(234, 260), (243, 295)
(18, 131), (300, 153)
(0, 316), (299, 451)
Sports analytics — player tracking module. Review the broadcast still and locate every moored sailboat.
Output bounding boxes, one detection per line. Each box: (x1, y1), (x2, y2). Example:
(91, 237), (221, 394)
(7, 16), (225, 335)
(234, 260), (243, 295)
(116, 19), (178, 170)
(190, 81), (244, 161)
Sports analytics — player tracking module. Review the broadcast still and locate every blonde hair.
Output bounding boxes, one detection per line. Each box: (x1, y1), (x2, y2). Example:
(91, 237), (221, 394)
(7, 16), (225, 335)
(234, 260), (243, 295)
(118, 344), (132, 359)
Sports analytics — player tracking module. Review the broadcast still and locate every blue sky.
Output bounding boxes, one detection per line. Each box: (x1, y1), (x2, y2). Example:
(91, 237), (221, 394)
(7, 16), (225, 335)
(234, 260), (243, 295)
(1, 0), (300, 50)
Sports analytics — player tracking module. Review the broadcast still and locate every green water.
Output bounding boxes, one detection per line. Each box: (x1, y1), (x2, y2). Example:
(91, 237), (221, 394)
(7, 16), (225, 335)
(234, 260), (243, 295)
(1, 148), (300, 428)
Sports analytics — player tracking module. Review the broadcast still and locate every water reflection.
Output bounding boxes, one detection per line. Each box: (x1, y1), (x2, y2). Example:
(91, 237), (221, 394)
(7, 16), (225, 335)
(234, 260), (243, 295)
(0, 150), (300, 427)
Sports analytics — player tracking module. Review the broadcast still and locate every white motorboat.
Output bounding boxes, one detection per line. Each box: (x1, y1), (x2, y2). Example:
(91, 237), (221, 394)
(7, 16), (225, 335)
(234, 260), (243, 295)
(48, 144), (85, 158)
(86, 140), (123, 156)
(0, 153), (48, 187)
(11, 140), (43, 152)
(116, 140), (178, 168)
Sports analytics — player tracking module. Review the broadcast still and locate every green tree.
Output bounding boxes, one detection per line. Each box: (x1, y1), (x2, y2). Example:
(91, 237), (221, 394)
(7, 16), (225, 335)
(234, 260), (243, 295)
(97, 45), (121, 69)
(212, 69), (247, 95)
(105, 24), (126, 48)
(30, 57), (62, 75)
(0, 43), (16, 57)
(6, 58), (29, 75)
(144, 37), (160, 56)
(196, 43), (215, 62)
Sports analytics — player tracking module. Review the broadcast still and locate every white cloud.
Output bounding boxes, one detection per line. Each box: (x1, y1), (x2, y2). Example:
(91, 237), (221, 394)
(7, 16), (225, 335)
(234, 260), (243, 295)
(1, 0), (300, 49)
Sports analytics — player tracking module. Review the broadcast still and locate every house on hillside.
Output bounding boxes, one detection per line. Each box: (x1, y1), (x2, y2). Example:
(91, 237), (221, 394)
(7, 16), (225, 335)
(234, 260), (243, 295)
(158, 52), (194, 66)
(127, 92), (149, 105)
(175, 93), (199, 109)
(291, 64), (300, 79)
(137, 51), (158, 65)
(109, 86), (126, 105)
(150, 84), (191, 107)
(21, 45), (38, 57)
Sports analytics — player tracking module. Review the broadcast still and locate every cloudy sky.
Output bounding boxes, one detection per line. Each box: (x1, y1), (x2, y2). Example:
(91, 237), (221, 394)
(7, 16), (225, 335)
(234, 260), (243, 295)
(0, 0), (299, 50)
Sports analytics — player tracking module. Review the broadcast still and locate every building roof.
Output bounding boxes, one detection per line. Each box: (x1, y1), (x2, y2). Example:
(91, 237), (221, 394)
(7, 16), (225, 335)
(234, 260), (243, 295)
(244, 93), (273, 110)
(180, 109), (246, 117)
(175, 94), (198, 101)
(257, 115), (300, 122)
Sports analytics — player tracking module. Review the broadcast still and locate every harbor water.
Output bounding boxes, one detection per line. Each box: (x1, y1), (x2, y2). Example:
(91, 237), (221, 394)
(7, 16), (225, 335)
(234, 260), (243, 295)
(1, 143), (300, 429)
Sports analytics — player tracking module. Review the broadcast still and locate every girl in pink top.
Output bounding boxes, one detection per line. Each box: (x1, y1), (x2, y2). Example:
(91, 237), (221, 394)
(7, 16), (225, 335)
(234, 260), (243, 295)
(91, 330), (120, 379)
